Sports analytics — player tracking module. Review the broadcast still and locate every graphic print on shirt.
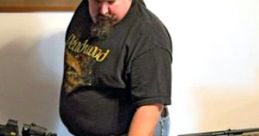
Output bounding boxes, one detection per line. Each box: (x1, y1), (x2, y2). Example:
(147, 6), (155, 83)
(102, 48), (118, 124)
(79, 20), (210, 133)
(64, 33), (110, 93)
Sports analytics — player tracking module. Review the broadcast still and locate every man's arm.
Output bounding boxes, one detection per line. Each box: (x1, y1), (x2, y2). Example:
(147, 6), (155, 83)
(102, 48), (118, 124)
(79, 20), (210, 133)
(128, 104), (163, 136)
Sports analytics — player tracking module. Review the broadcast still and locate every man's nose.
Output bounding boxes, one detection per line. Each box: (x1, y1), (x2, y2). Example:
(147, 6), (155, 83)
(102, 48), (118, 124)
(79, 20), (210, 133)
(99, 3), (109, 15)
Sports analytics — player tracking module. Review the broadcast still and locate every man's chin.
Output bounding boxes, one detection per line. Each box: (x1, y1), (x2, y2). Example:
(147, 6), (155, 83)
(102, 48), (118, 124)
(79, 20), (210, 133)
(90, 25), (112, 40)
(90, 15), (118, 40)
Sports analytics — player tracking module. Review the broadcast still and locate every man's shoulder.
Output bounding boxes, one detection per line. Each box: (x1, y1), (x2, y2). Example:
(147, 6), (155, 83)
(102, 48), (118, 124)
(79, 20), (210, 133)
(131, 4), (169, 37)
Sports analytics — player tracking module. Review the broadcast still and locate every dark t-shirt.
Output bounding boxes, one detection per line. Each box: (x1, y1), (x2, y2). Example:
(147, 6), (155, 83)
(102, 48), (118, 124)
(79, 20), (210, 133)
(59, 0), (172, 135)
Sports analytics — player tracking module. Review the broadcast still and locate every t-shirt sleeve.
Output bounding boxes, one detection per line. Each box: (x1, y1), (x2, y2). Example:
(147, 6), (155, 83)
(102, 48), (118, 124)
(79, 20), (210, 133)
(130, 47), (172, 107)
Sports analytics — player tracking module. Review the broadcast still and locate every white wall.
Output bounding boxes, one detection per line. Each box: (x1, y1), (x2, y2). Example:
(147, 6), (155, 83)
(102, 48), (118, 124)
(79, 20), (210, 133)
(0, 0), (259, 136)
(0, 12), (73, 135)
(147, 0), (259, 135)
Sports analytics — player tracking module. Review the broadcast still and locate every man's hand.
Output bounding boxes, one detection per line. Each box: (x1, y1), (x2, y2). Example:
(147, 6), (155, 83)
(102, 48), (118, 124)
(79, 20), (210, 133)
(128, 104), (163, 136)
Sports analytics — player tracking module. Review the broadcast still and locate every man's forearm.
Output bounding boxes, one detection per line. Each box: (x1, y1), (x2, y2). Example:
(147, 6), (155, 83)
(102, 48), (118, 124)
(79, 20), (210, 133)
(128, 104), (163, 136)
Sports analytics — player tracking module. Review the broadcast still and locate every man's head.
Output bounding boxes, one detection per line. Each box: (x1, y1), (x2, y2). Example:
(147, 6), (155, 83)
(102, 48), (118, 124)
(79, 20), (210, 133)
(88, 0), (132, 40)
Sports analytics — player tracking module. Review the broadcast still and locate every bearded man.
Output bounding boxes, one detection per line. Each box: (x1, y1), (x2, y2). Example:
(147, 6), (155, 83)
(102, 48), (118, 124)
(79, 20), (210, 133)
(59, 0), (172, 135)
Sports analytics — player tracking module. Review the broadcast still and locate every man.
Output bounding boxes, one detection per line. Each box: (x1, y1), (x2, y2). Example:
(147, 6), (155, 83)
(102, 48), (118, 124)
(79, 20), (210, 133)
(59, 0), (172, 135)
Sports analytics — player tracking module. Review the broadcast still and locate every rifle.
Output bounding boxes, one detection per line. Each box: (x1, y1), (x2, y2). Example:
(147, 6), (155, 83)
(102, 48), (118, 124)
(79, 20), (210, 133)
(179, 128), (259, 136)
(0, 119), (56, 136)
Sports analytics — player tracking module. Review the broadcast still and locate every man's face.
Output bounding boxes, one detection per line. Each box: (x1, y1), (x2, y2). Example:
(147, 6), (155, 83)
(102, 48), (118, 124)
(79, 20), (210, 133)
(88, 0), (132, 39)
(88, 0), (132, 24)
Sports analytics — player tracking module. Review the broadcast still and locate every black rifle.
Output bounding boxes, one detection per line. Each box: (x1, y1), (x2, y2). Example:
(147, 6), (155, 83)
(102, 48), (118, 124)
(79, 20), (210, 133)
(179, 128), (259, 136)
(0, 119), (18, 136)
(0, 119), (57, 136)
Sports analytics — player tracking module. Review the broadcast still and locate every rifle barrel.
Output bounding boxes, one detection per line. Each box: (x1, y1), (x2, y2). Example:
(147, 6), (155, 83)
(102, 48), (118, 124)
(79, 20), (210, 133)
(179, 128), (259, 136)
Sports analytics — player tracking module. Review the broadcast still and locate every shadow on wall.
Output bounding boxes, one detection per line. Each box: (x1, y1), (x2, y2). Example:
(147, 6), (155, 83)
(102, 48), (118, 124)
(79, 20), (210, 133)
(257, 69), (259, 87)
(193, 71), (259, 132)
(0, 32), (65, 132)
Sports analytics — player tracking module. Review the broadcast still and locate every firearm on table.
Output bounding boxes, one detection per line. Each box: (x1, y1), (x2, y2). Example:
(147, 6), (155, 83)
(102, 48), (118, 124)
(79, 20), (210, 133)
(0, 119), (57, 136)
(179, 128), (259, 136)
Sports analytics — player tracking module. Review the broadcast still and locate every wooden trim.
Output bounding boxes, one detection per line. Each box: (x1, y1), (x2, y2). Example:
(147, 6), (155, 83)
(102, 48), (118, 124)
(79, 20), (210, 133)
(0, 6), (77, 12)
(0, 0), (81, 12)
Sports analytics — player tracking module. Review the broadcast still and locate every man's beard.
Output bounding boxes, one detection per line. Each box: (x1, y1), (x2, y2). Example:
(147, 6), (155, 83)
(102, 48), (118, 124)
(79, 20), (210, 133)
(90, 14), (117, 40)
